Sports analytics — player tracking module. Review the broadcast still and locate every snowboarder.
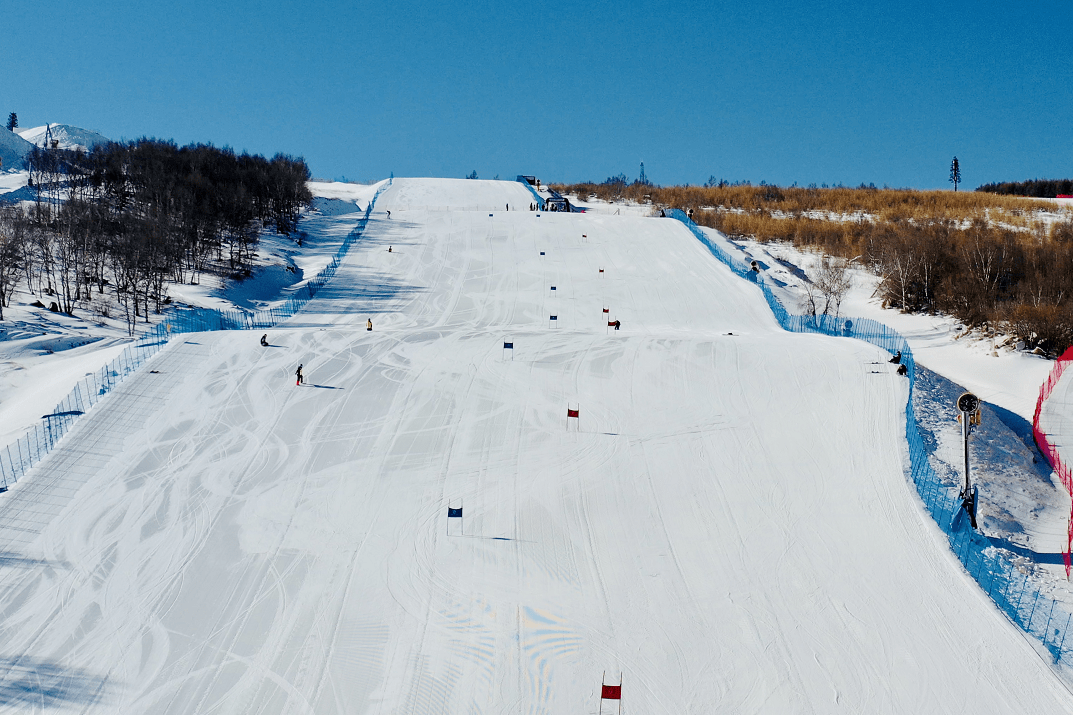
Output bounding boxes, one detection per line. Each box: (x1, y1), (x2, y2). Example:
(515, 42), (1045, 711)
(260, 334), (268, 347)
(388, 246), (392, 253)
(659, 209), (666, 217)
(897, 364), (908, 376)
(889, 351), (902, 365)
(386, 210), (391, 219)
(614, 320), (621, 330)
(295, 364), (304, 386)
(367, 318), (373, 331)
(687, 208), (694, 221)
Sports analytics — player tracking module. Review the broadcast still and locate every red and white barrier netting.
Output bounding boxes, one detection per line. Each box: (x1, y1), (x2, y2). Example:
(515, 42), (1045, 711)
(1032, 345), (1073, 578)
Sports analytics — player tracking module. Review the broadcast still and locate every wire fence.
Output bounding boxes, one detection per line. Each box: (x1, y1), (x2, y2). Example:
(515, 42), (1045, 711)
(670, 209), (1073, 665)
(0, 179), (392, 493)
(1033, 345), (1073, 577)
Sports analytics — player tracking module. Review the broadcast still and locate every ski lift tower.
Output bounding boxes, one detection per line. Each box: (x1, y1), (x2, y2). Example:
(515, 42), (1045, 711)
(956, 391), (982, 529)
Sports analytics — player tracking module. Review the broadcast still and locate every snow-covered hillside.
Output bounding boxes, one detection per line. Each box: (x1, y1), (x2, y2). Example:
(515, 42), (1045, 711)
(0, 129), (34, 172)
(16, 124), (110, 152)
(0, 178), (1069, 713)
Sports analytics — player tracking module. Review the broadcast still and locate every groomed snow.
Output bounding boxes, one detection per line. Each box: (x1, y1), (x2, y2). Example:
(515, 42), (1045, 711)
(0, 178), (1070, 713)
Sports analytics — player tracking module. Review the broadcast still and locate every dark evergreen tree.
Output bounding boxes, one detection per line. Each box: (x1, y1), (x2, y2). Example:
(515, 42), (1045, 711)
(950, 157), (961, 192)
(5, 112), (15, 131)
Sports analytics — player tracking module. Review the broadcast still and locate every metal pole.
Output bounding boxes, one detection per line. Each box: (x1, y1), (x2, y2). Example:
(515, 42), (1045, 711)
(962, 413), (971, 497)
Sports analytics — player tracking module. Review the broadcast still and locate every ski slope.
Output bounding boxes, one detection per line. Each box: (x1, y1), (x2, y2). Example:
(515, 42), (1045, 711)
(0, 178), (1070, 713)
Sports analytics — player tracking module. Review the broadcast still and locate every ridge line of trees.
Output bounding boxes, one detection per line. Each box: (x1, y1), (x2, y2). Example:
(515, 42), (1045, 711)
(977, 178), (1073, 198)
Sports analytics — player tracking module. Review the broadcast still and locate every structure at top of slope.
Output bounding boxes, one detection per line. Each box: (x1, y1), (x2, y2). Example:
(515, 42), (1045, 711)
(17, 124), (110, 153)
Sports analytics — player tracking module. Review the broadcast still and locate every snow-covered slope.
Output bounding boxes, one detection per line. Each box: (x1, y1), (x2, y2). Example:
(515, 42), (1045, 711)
(0, 178), (1070, 713)
(0, 128), (34, 171)
(16, 124), (110, 152)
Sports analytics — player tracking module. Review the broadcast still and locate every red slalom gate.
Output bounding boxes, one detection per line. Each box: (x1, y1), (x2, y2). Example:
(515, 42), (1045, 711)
(598, 672), (622, 715)
(1033, 345), (1073, 577)
(567, 404), (580, 430)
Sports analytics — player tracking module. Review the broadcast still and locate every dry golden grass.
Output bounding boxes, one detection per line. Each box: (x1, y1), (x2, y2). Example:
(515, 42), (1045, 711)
(554, 182), (1061, 228)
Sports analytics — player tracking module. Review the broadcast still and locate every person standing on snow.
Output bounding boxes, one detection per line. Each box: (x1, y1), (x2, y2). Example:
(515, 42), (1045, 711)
(295, 364), (304, 386)
(367, 318), (373, 331)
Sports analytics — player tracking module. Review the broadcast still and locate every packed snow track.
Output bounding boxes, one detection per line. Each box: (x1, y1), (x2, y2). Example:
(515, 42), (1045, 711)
(0, 178), (1070, 713)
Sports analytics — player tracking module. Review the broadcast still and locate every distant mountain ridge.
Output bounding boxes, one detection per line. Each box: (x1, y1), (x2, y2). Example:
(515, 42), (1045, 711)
(0, 123), (111, 172)
(17, 124), (111, 153)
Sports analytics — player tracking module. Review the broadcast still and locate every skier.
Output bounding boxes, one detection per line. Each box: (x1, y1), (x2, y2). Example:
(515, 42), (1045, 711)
(388, 246), (392, 253)
(367, 318), (373, 331)
(295, 364), (304, 386)
(614, 320), (621, 331)
(260, 334), (268, 347)
(889, 350), (902, 365)
(386, 210), (391, 219)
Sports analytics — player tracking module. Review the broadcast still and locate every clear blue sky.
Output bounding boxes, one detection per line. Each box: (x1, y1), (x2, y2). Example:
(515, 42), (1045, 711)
(2, 0), (1070, 189)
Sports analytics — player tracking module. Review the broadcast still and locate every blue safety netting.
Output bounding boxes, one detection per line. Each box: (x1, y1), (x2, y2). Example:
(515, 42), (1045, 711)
(669, 208), (1073, 663)
(516, 176), (546, 210)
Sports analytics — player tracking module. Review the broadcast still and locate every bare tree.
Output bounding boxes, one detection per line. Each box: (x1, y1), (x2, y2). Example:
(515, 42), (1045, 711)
(814, 255), (853, 316)
(0, 207), (26, 319)
(802, 255), (853, 317)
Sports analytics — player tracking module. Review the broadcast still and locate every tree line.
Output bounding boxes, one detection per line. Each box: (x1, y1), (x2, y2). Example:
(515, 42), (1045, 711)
(0, 139), (312, 332)
(976, 178), (1073, 198)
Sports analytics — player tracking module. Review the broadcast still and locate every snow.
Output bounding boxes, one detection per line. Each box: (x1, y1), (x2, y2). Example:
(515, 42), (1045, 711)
(719, 234), (1054, 422)
(0, 181), (377, 478)
(307, 179), (385, 206)
(0, 130), (34, 173)
(0, 170), (29, 195)
(16, 124), (110, 153)
(0, 178), (1071, 712)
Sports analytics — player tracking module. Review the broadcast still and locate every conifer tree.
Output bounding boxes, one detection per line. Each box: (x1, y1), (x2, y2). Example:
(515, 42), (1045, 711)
(949, 156), (961, 192)
(5, 112), (16, 131)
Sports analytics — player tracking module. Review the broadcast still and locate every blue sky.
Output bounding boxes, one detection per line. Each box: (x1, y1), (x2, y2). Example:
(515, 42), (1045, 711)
(2, 0), (1070, 189)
